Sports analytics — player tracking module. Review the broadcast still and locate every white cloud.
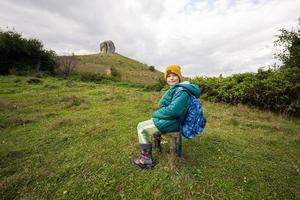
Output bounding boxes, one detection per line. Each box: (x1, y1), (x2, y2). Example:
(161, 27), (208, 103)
(0, 0), (299, 76)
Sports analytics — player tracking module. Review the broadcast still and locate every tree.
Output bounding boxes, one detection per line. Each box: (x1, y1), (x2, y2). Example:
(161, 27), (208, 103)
(0, 28), (58, 75)
(57, 54), (78, 78)
(274, 19), (300, 69)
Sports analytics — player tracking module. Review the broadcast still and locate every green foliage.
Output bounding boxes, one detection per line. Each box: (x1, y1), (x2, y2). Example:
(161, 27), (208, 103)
(0, 29), (58, 75)
(149, 65), (155, 71)
(274, 21), (300, 69)
(144, 77), (167, 91)
(192, 67), (300, 116)
(79, 72), (109, 83)
(78, 72), (119, 83)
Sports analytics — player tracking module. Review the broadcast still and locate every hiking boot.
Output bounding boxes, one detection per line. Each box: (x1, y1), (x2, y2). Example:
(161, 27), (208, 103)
(153, 133), (162, 154)
(133, 143), (153, 169)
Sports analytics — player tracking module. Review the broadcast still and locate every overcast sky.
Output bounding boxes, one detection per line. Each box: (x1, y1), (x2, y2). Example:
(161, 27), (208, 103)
(0, 0), (299, 77)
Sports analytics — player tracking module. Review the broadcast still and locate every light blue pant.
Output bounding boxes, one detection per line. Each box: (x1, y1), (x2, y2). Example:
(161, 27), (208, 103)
(137, 119), (160, 144)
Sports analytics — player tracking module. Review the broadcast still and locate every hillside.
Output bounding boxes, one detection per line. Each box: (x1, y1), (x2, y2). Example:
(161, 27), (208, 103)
(75, 53), (164, 85)
(1, 75), (299, 199)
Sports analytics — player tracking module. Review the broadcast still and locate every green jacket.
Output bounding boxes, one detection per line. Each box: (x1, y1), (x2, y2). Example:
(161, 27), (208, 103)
(152, 81), (201, 133)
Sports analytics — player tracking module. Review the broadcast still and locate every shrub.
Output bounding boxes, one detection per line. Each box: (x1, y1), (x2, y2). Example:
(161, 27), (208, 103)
(0, 29), (58, 75)
(192, 67), (300, 116)
(78, 72), (119, 83)
(149, 65), (155, 71)
(80, 72), (106, 83)
(144, 77), (166, 91)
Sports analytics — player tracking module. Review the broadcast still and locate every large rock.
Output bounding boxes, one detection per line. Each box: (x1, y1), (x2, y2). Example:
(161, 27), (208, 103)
(100, 40), (115, 53)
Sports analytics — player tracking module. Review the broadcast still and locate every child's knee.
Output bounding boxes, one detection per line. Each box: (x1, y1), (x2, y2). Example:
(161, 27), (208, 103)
(137, 122), (142, 131)
(137, 120), (149, 130)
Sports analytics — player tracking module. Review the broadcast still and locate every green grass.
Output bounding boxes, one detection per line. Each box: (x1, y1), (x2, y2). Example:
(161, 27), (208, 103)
(76, 53), (163, 85)
(0, 75), (299, 199)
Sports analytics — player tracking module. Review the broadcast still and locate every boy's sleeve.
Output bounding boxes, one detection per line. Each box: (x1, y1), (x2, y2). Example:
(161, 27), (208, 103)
(152, 91), (190, 119)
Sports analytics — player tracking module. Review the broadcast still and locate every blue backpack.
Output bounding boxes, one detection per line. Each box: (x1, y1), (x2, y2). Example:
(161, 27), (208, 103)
(174, 87), (206, 139)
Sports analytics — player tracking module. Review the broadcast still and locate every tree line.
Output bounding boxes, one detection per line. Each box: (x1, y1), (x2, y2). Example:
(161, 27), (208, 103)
(0, 29), (57, 75)
(0, 28), (78, 77)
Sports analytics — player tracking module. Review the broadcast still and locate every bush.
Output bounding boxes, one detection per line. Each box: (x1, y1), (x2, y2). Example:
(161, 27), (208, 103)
(79, 72), (106, 83)
(192, 67), (300, 116)
(0, 29), (58, 75)
(144, 77), (166, 91)
(149, 65), (155, 71)
(78, 72), (119, 83)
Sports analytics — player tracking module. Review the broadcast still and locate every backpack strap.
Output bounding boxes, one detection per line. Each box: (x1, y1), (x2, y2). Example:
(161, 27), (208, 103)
(173, 87), (193, 97)
(173, 87), (189, 98)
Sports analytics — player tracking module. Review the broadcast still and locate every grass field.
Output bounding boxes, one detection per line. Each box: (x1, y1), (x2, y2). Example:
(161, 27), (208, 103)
(1, 75), (299, 199)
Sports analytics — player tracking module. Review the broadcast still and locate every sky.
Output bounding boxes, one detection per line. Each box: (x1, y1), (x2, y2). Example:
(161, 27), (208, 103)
(0, 0), (299, 77)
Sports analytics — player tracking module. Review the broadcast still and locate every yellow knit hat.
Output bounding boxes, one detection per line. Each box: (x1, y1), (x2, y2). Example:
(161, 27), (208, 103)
(164, 64), (183, 82)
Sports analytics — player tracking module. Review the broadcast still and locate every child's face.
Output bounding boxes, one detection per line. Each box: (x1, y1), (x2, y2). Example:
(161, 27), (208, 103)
(166, 73), (180, 86)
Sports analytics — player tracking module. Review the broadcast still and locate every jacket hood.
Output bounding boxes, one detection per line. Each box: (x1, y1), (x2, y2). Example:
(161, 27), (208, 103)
(173, 81), (201, 98)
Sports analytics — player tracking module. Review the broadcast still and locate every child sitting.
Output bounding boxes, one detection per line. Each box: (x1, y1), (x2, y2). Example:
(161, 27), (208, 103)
(133, 64), (201, 169)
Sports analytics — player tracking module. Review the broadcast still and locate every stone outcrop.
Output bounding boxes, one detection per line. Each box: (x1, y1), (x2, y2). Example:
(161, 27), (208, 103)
(100, 40), (115, 54)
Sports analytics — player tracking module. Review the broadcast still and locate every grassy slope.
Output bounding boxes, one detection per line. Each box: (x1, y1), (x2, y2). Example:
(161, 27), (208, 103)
(76, 53), (163, 85)
(0, 76), (299, 200)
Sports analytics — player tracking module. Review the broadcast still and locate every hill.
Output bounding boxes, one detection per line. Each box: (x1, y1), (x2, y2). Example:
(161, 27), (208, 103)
(1, 75), (299, 199)
(75, 53), (164, 85)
